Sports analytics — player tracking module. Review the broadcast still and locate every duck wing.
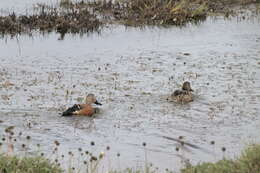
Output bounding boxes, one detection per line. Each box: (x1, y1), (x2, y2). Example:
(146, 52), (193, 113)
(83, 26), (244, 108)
(173, 90), (187, 96)
(62, 104), (81, 116)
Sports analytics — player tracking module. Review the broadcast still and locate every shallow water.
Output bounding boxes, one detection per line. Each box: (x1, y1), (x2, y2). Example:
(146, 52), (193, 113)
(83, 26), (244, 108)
(0, 3), (260, 172)
(0, 0), (55, 15)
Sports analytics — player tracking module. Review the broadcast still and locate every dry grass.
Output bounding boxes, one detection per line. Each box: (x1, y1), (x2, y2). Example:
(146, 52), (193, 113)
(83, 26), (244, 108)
(88, 0), (208, 26)
(0, 3), (102, 37)
(87, 0), (258, 26)
(0, 0), (258, 36)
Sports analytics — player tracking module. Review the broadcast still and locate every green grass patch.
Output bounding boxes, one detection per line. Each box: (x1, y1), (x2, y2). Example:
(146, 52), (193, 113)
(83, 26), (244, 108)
(181, 144), (260, 173)
(0, 154), (62, 173)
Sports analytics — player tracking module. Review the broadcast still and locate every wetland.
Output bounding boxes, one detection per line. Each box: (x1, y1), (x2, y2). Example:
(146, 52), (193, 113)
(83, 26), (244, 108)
(0, 0), (260, 172)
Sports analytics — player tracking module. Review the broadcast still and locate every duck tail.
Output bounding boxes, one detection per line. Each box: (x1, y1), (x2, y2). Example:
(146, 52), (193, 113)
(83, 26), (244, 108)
(61, 104), (81, 116)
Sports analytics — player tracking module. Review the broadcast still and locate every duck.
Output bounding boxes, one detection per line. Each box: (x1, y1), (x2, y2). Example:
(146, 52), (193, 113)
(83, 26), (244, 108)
(62, 94), (102, 116)
(169, 81), (194, 103)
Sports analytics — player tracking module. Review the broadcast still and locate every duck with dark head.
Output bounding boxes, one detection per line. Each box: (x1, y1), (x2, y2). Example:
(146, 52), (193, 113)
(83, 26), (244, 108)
(170, 81), (194, 103)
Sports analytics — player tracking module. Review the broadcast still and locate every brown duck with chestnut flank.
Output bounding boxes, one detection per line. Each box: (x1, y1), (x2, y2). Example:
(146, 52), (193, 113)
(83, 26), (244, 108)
(62, 94), (102, 116)
(170, 81), (194, 103)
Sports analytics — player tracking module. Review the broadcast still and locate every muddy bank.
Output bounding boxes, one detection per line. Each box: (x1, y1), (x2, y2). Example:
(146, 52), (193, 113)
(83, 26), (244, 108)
(0, 0), (259, 36)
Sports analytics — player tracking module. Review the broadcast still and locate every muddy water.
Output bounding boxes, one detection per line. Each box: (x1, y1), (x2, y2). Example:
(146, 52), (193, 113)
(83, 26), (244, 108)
(0, 7), (260, 172)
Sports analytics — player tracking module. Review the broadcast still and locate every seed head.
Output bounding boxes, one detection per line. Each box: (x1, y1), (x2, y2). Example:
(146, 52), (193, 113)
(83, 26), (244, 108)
(90, 156), (97, 161)
(54, 140), (60, 146)
(179, 136), (183, 140)
(210, 141), (215, 145)
(99, 152), (105, 159)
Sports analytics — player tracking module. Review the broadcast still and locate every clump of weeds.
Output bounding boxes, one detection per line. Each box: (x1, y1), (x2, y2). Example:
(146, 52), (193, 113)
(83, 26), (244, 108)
(87, 0), (208, 26)
(86, 0), (259, 26)
(0, 2), (102, 37)
(0, 0), (259, 36)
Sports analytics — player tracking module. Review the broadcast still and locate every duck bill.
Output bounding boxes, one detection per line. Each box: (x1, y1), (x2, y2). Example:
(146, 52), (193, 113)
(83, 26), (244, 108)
(94, 100), (102, 105)
(190, 89), (194, 92)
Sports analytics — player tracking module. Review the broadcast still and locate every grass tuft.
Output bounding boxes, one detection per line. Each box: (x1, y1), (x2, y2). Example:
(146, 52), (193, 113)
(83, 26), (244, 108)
(181, 144), (260, 173)
(0, 154), (62, 173)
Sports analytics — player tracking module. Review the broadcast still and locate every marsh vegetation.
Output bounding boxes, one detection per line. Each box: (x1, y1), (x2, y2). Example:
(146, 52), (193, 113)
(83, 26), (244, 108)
(0, 0), (259, 36)
(0, 2), (102, 37)
(181, 144), (260, 173)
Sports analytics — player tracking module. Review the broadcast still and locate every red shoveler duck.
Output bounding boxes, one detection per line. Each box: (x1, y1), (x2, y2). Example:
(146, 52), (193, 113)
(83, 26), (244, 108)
(62, 94), (102, 116)
(169, 81), (194, 103)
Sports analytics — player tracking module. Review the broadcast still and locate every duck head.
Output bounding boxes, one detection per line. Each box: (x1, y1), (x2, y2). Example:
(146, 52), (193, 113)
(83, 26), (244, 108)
(85, 94), (102, 105)
(182, 81), (193, 92)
